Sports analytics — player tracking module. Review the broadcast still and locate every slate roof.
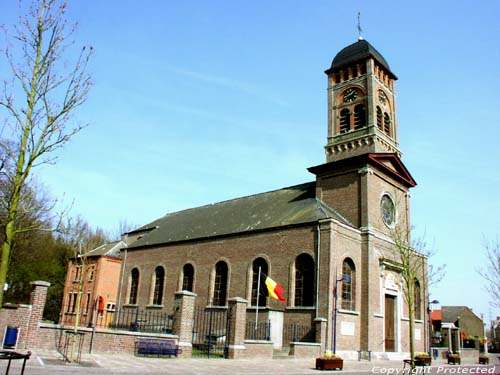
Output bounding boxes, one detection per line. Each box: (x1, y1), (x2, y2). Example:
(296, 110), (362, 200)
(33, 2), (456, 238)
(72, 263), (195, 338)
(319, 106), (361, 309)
(128, 182), (351, 249)
(325, 39), (397, 79)
(82, 240), (126, 259)
(442, 306), (469, 324)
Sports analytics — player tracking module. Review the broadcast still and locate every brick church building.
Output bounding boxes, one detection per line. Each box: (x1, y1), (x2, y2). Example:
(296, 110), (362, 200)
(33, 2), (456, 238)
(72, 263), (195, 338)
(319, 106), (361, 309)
(117, 38), (428, 358)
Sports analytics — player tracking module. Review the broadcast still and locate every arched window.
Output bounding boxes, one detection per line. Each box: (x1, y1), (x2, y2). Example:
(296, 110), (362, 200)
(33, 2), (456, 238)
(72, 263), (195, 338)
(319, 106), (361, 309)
(182, 263), (194, 292)
(129, 268), (139, 305)
(339, 108), (351, 133)
(341, 258), (356, 310)
(383, 112), (391, 135)
(251, 257), (269, 306)
(213, 261), (228, 306)
(295, 253), (314, 307)
(354, 104), (366, 130)
(152, 266), (165, 305)
(414, 280), (421, 320)
(376, 106), (383, 130)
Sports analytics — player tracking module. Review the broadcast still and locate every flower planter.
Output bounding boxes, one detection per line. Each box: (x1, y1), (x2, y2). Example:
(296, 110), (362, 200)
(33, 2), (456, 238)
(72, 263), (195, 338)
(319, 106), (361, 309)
(316, 358), (344, 370)
(415, 356), (431, 366)
(447, 356), (461, 365)
(479, 356), (489, 365)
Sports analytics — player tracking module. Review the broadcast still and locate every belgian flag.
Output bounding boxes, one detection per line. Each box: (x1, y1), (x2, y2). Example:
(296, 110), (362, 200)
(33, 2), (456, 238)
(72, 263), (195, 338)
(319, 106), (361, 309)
(260, 273), (286, 302)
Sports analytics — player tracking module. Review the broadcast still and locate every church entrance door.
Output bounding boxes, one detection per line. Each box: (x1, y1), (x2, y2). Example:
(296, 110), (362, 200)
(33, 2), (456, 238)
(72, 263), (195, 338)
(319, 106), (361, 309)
(385, 295), (396, 352)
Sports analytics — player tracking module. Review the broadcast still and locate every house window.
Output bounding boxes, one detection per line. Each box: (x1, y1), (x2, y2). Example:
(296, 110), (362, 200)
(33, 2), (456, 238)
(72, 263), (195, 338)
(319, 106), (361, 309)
(213, 261), (228, 306)
(251, 257), (268, 307)
(85, 292), (91, 314)
(341, 258), (356, 311)
(182, 263), (194, 292)
(414, 280), (422, 320)
(74, 265), (82, 281)
(88, 266), (95, 282)
(295, 253), (314, 307)
(153, 266), (165, 305)
(129, 268), (139, 305)
(353, 104), (366, 130)
(376, 106), (383, 130)
(106, 303), (116, 312)
(339, 108), (351, 133)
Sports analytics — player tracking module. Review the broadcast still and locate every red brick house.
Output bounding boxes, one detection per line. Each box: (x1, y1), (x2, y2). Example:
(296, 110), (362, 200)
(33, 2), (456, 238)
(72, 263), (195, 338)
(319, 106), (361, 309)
(117, 39), (428, 359)
(60, 241), (125, 327)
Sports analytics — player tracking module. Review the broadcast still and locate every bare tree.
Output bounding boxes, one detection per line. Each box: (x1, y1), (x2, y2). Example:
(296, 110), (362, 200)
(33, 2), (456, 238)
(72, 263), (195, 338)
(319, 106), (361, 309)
(477, 237), (500, 308)
(0, 0), (92, 305)
(390, 226), (445, 369)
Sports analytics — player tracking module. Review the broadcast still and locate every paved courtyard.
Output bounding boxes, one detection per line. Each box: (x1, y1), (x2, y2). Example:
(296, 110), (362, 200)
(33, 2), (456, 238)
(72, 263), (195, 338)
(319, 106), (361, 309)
(2, 351), (499, 375)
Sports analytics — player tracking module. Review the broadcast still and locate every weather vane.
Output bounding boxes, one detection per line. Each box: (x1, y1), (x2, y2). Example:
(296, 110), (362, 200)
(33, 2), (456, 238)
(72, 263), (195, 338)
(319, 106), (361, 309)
(357, 12), (363, 40)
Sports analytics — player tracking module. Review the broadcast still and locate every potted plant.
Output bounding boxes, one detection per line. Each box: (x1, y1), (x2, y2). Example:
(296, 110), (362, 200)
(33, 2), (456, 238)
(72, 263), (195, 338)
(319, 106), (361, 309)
(316, 353), (343, 370)
(478, 355), (489, 365)
(447, 353), (461, 365)
(414, 352), (431, 366)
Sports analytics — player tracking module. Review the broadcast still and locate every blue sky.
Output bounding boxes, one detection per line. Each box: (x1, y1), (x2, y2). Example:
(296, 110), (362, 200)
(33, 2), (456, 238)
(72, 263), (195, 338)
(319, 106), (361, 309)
(2, 1), (499, 323)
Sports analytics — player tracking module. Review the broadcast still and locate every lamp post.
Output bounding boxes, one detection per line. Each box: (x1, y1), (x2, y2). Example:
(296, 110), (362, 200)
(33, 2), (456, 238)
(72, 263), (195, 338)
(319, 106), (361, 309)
(333, 274), (350, 354)
(428, 299), (439, 355)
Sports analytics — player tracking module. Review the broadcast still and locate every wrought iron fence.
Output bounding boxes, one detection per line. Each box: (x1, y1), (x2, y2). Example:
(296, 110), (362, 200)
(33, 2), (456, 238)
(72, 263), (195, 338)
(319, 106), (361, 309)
(60, 303), (174, 334)
(245, 320), (271, 341)
(283, 322), (316, 343)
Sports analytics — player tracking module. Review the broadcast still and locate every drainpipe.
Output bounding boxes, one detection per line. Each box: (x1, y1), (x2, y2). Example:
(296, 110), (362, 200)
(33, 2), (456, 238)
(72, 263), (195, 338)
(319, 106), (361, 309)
(315, 223), (321, 319)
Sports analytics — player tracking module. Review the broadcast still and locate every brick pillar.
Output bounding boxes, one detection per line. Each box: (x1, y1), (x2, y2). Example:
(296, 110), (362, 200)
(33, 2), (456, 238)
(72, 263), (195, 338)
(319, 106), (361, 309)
(173, 291), (196, 358)
(25, 280), (50, 349)
(227, 297), (247, 359)
(315, 318), (327, 355)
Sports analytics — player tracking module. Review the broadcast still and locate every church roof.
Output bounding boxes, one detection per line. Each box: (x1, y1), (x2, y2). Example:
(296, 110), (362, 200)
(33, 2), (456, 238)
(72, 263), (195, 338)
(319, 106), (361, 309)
(127, 182), (351, 249)
(76, 240), (126, 259)
(326, 39), (397, 79)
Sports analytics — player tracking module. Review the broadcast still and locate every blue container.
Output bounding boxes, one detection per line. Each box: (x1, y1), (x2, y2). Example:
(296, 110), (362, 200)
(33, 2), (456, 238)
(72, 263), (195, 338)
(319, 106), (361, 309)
(4, 326), (18, 348)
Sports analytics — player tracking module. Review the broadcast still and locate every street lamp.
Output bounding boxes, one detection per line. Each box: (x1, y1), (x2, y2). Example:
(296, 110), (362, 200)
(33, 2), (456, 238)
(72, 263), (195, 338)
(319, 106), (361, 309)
(333, 274), (351, 354)
(428, 299), (439, 356)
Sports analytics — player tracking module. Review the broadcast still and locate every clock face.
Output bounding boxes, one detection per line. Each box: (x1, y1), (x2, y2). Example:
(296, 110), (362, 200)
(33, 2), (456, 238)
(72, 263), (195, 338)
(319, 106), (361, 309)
(380, 194), (395, 227)
(343, 88), (358, 103)
(378, 90), (387, 105)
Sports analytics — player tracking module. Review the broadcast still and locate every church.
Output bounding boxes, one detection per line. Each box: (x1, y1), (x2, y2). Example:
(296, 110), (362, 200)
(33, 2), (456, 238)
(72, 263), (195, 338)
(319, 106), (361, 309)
(117, 38), (428, 358)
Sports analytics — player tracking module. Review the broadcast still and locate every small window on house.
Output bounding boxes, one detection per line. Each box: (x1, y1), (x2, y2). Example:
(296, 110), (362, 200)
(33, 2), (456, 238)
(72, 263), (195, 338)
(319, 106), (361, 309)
(251, 257), (269, 307)
(295, 253), (314, 307)
(376, 106), (383, 130)
(153, 266), (165, 305)
(182, 263), (194, 292)
(85, 292), (91, 314)
(106, 303), (116, 312)
(414, 280), (422, 320)
(213, 261), (228, 306)
(339, 108), (351, 133)
(354, 104), (366, 130)
(341, 258), (356, 311)
(74, 265), (82, 281)
(384, 112), (391, 135)
(129, 268), (139, 305)
(88, 266), (95, 282)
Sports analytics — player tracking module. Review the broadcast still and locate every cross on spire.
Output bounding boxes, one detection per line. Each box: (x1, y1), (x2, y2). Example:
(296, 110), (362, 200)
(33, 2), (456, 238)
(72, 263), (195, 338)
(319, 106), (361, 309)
(357, 12), (363, 40)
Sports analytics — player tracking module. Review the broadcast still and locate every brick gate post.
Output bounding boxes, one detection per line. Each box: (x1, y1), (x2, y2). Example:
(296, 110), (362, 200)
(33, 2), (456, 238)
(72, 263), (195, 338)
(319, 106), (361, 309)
(314, 317), (327, 355)
(25, 281), (51, 349)
(227, 297), (247, 359)
(173, 291), (196, 358)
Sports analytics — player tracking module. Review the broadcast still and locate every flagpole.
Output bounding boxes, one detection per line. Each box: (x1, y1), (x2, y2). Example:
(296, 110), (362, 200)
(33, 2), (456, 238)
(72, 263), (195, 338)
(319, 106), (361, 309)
(255, 266), (262, 332)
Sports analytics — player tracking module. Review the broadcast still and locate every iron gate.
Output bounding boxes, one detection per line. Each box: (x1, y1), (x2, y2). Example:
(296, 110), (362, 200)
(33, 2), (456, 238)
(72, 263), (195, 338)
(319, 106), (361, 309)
(192, 307), (231, 358)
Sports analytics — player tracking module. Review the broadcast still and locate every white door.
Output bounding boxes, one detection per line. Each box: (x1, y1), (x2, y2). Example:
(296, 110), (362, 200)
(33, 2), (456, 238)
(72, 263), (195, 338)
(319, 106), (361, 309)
(268, 310), (284, 349)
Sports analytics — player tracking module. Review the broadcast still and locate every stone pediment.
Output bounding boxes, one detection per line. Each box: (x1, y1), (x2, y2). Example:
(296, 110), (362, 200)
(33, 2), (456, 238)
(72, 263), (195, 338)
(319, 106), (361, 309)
(367, 153), (417, 188)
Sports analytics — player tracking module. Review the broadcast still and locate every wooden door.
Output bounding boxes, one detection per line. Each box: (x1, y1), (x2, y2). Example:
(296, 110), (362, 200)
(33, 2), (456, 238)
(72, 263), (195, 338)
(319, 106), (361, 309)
(385, 295), (396, 352)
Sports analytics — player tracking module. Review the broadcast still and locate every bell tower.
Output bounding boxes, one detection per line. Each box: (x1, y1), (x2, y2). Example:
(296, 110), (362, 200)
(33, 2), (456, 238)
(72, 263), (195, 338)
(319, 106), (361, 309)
(324, 38), (400, 162)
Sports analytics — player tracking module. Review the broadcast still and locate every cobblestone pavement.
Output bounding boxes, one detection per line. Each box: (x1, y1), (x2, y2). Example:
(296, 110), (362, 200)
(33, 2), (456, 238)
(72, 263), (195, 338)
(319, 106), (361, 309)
(2, 351), (499, 375)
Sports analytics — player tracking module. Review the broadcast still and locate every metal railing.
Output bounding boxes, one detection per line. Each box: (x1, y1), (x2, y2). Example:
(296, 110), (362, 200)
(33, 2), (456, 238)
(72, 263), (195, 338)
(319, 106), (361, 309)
(60, 304), (174, 334)
(245, 320), (271, 341)
(283, 322), (316, 343)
